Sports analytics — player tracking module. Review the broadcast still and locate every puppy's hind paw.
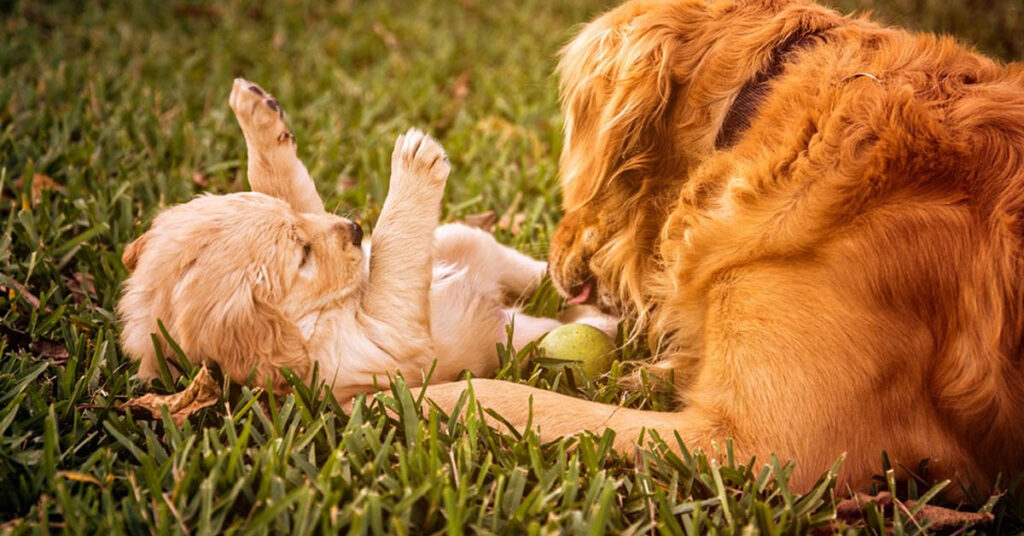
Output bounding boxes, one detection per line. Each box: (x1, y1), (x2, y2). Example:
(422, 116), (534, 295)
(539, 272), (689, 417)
(229, 78), (293, 146)
(390, 128), (451, 189)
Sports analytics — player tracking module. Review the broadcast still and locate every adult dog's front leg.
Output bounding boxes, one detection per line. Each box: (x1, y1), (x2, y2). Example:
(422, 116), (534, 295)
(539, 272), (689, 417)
(229, 78), (324, 214)
(418, 380), (712, 455)
(360, 129), (450, 361)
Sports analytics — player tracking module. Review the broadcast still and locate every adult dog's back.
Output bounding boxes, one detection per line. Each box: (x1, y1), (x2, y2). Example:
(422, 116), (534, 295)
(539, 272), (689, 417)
(426, 0), (1024, 496)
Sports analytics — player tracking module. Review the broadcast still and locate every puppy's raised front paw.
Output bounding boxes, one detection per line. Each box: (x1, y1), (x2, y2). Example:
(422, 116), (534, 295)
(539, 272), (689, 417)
(229, 78), (293, 147)
(390, 128), (450, 191)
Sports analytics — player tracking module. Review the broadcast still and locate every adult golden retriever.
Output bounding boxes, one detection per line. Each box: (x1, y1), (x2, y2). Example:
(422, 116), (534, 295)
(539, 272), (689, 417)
(420, 0), (1024, 497)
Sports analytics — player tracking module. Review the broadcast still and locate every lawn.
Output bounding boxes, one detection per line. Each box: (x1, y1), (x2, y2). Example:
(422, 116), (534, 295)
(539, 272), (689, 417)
(1, 0), (1022, 533)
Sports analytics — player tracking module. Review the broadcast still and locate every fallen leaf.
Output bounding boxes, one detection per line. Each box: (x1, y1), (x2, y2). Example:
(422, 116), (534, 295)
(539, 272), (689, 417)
(495, 191), (524, 235)
(0, 324), (69, 363)
(452, 70), (471, 100)
(64, 272), (96, 305)
(835, 491), (994, 532)
(13, 173), (64, 206)
(835, 491), (894, 519)
(191, 171), (209, 188)
(121, 365), (222, 426)
(33, 339), (70, 362)
(1, 278), (40, 309)
(463, 210), (496, 232)
(907, 501), (994, 531)
(497, 212), (527, 235)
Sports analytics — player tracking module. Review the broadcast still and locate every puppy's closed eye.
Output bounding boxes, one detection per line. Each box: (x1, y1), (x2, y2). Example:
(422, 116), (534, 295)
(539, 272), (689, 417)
(300, 243), (312, 266)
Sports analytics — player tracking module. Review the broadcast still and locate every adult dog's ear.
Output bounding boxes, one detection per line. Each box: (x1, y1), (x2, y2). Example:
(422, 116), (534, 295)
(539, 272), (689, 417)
(122, 233), (149, 271)
(558, 6), (683, 210)
(557, 2), (839, 211)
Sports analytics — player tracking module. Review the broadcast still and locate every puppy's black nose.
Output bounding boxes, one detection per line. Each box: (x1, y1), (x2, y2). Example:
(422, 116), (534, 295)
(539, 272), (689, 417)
(349, 221), (363, 247)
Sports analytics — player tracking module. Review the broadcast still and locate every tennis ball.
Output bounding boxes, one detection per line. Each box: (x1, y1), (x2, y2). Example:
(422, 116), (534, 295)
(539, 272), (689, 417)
(538, 324), (617, 378)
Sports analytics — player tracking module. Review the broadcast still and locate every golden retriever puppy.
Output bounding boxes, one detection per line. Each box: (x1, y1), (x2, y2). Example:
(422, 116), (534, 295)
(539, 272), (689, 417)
(415, 0), (1024, 498)
(118, 79), (568, 400)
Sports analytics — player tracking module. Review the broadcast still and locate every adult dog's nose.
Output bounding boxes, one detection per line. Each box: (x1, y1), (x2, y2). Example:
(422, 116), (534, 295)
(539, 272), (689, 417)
(349, 221), (363, 247)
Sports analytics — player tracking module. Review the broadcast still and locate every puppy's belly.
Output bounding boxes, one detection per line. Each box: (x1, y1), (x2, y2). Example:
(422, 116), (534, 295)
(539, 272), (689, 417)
(429, 262), (506, 380)
(308, 263), (506, 394)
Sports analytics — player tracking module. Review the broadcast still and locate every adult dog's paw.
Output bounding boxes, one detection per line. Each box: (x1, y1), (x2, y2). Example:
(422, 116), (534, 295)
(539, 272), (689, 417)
(229, 78), (293, 146)
(390, 128), (450, 190)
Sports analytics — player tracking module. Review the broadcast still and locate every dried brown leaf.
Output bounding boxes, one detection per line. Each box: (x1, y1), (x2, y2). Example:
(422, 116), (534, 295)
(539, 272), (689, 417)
(121, 365), (222, 426)
(13, 173), (64, 206)
(835, 491), (994, 532)
(496, 191), (524, 236)
(905, 501), (994, 531)
(64, 272), (96, 305)
(2, 279), (40, 309)
(497, 212), (527, 235)
(0, 324), (68, 363)
(835, 491), (893, 519)
(452, 70), (471, 100)
(33, 339), (70, 362)
(191, 171), (209, 188)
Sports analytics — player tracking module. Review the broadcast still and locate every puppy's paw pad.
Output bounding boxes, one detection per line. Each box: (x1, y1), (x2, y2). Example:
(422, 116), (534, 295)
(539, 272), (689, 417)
(229, 78), (292, 145)
(392, 128), (450, 185)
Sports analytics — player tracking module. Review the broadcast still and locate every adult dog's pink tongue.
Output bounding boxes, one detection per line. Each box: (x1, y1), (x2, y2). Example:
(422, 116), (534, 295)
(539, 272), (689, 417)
(567, 283), (592, 305)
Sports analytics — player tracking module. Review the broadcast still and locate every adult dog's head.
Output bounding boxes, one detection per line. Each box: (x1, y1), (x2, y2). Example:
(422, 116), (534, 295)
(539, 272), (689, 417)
(548, 0), (838, 314)
(118, 192), (364, 391)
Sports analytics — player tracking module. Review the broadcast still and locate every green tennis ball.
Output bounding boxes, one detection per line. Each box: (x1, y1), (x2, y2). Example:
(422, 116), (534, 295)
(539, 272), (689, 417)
(538, 324), (617, 378)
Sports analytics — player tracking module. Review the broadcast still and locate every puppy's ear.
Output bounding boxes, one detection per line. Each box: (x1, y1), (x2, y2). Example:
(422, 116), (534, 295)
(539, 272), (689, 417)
(558, 11), (681, 210)
(122, 232), (150, 271)
(177, 265), (312, 394)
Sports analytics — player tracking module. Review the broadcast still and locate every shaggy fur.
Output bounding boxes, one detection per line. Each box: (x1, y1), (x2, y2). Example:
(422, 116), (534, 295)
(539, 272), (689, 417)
(119, 79), (572, 401)
(417, 0), (1024, 498)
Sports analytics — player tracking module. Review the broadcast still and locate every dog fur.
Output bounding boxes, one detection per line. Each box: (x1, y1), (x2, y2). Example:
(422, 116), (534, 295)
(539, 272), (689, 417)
(415, 0), (1024, 498)
(118, 79), (573, 401)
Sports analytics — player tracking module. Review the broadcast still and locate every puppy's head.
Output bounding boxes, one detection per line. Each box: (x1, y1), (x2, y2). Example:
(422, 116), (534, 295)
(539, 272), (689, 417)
(118, 192), (365, 392)
(549, 0), (837, 313)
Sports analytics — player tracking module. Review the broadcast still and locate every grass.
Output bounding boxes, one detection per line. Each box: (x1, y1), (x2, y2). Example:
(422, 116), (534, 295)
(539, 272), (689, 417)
(1, 0), (1022, 533)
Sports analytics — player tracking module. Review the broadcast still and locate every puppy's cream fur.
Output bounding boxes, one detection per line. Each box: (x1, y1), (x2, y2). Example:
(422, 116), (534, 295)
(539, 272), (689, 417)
(119, 79), (567, 400)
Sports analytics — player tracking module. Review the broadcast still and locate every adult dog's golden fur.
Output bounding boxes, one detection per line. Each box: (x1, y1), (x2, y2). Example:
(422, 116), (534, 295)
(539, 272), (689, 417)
(418, 0), (1024, 497)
